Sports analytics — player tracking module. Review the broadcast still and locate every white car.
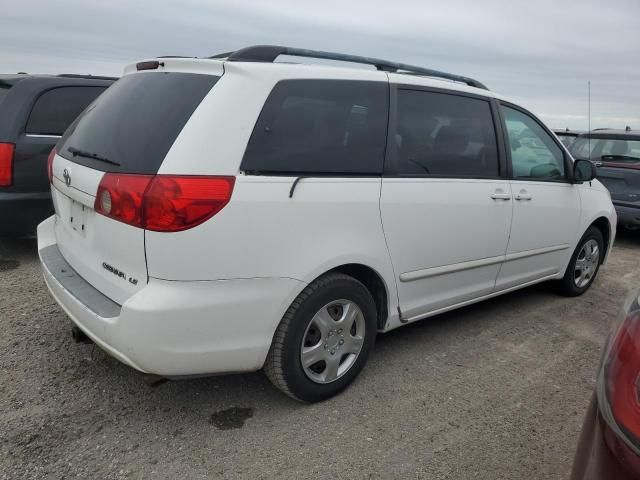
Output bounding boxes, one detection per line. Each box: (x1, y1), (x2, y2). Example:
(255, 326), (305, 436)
(38, 46), (616, 402)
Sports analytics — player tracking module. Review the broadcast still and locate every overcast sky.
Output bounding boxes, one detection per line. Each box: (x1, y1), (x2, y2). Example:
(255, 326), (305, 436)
(3, 0), (638, 130)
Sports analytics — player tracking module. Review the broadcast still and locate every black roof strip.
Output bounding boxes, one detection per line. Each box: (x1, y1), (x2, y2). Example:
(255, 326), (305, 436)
(219, 45), (489, 90)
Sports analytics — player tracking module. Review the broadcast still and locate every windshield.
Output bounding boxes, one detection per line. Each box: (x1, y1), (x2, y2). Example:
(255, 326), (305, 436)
(570, 137), (640, 163)
(555, 133), (577, 149)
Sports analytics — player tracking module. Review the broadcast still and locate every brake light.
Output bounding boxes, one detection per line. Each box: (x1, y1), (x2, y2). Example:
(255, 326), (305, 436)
(0, 143), (15, 187)
(94, 174), (235, 232)
(599, 290), (640, 468)
(605, 309), (640, 441)
(95, 174), (153, 228)
(47, 147), (56, 183)
(144, 176), (235, 231)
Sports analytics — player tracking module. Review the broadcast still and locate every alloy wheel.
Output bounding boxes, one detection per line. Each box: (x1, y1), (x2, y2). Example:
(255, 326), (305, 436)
(574, 239), (600, 288)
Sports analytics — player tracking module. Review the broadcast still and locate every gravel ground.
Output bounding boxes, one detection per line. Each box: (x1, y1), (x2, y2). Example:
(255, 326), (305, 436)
(1, 231), (639, 479)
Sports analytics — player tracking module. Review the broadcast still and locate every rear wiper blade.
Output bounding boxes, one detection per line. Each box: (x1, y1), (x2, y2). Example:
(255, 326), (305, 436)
(67, 146), (120, 166)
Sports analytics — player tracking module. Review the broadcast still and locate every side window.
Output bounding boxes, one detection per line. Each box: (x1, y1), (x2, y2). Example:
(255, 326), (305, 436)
(501, 106), (566, 181)
(395, 89), (499, 177)
(25, 86), (106, 136)
(241, 80), (388, 174)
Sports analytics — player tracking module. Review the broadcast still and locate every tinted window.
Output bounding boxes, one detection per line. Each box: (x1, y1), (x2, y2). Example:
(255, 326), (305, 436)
(556, 134), (576, 149)
(571, 137), (640, 162)
(395, 90), (498, 177)
(25, 87), (106, 136)
(58, 73), (218, 173)
(502, 106), (565, 181)
(241, 80), (388, 174)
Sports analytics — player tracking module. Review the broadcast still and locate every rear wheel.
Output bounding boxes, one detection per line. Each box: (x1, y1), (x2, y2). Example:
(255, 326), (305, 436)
(557, 227), (604, 296)
(264, 273), (377, 402)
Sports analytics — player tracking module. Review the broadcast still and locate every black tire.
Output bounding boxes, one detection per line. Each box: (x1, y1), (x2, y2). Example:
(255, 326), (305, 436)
(557, 227), (605, 297)
(264, 273), (377, 402)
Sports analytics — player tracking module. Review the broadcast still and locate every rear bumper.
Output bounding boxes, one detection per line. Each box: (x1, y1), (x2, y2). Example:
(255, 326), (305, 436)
(37, 216), (304, 376)
(615, 204), (640, 227)
(0, 191), (52, 236)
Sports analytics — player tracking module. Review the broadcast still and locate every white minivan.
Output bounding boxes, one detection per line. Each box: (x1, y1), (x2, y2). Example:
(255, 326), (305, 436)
(38, 46), (616, 402)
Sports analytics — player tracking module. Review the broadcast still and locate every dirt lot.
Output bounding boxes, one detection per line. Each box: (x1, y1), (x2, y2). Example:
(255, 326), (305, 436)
(1, 231), (639, 480)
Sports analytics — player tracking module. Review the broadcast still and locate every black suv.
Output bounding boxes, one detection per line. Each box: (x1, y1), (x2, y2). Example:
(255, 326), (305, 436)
(570, 128), (640, 230)
(0, 74), (115, 236)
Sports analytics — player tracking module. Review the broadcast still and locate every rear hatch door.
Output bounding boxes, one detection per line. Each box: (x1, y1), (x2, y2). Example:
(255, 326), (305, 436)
(51, 69), (220, 305)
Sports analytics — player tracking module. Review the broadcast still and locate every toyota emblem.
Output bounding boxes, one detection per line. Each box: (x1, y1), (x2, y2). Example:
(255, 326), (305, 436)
(63, 168), (71, 187)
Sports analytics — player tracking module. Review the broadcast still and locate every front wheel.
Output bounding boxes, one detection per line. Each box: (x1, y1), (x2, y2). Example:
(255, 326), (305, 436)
(264, 273), (377, 402)
(557, 227), (604, 297)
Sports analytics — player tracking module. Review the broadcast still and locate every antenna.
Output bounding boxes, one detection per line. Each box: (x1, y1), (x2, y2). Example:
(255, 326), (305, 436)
(588, 80), (591, 157)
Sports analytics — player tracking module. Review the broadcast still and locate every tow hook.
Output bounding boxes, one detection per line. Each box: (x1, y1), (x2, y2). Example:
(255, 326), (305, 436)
(71, 325), (93, 344)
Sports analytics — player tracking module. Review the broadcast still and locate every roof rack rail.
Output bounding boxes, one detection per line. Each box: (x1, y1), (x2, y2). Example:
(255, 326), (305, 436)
(217, 45), (489, 90)
(57, 74), (118, 81)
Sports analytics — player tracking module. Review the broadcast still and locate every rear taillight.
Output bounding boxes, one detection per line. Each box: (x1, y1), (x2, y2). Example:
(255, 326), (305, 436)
(95, 174), (153, 229)
(47, 147), (56, 183)
(605, 310), (640, 438)
(600, 291), (640, 458)
(143, 176), (235, 231)
(94, 174), (235, 232)
(0, 143), (15, 187)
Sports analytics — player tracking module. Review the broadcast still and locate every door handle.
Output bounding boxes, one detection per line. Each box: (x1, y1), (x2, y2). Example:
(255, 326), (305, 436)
(490, 191), (511, 201)
(515, 190), (532, 201)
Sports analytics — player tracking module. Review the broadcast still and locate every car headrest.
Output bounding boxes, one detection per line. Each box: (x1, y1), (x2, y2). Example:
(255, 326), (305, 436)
(433, 125), (470, 155)
(611, 141), (629, 156)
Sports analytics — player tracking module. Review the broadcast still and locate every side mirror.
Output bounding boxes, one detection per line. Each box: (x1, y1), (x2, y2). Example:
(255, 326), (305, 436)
(573, 159), (597, 183)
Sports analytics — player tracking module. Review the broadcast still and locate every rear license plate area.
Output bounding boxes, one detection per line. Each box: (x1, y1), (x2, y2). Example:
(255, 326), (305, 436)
(69, 199), (87, 236)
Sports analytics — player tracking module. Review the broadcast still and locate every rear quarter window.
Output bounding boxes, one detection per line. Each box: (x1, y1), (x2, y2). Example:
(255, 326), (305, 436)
(26, 86), (106, 136)
(241, 79), (389, 175)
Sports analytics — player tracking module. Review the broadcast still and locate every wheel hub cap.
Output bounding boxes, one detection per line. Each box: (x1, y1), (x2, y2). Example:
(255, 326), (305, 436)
(574, 239), (600, 288)
(300, 299), (366, 384)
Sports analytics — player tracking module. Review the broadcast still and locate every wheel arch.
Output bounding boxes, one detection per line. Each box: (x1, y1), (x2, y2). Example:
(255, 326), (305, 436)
(324, 263), (390, 331)
(588, 216), (612, 264)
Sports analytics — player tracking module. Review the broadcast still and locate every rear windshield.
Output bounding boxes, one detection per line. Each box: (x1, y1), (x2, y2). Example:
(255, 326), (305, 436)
(58, 72), (219, 173)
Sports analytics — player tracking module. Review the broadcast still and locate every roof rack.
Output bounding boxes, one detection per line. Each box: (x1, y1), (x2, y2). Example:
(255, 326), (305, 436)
(215, 45), (489, 90)
(57, 74), (118, 81)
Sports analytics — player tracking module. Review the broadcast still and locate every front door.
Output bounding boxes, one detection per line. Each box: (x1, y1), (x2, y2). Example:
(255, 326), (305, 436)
(380, 87), (513, 321)
(495, 104), (580, 290)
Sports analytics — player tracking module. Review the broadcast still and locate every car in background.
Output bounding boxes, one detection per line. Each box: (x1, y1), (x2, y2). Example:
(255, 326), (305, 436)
(0, 74), (115, 236)
(554, 128), (585, 149)
(571, 288), (640, 479)
(570, 128), (640, 230)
